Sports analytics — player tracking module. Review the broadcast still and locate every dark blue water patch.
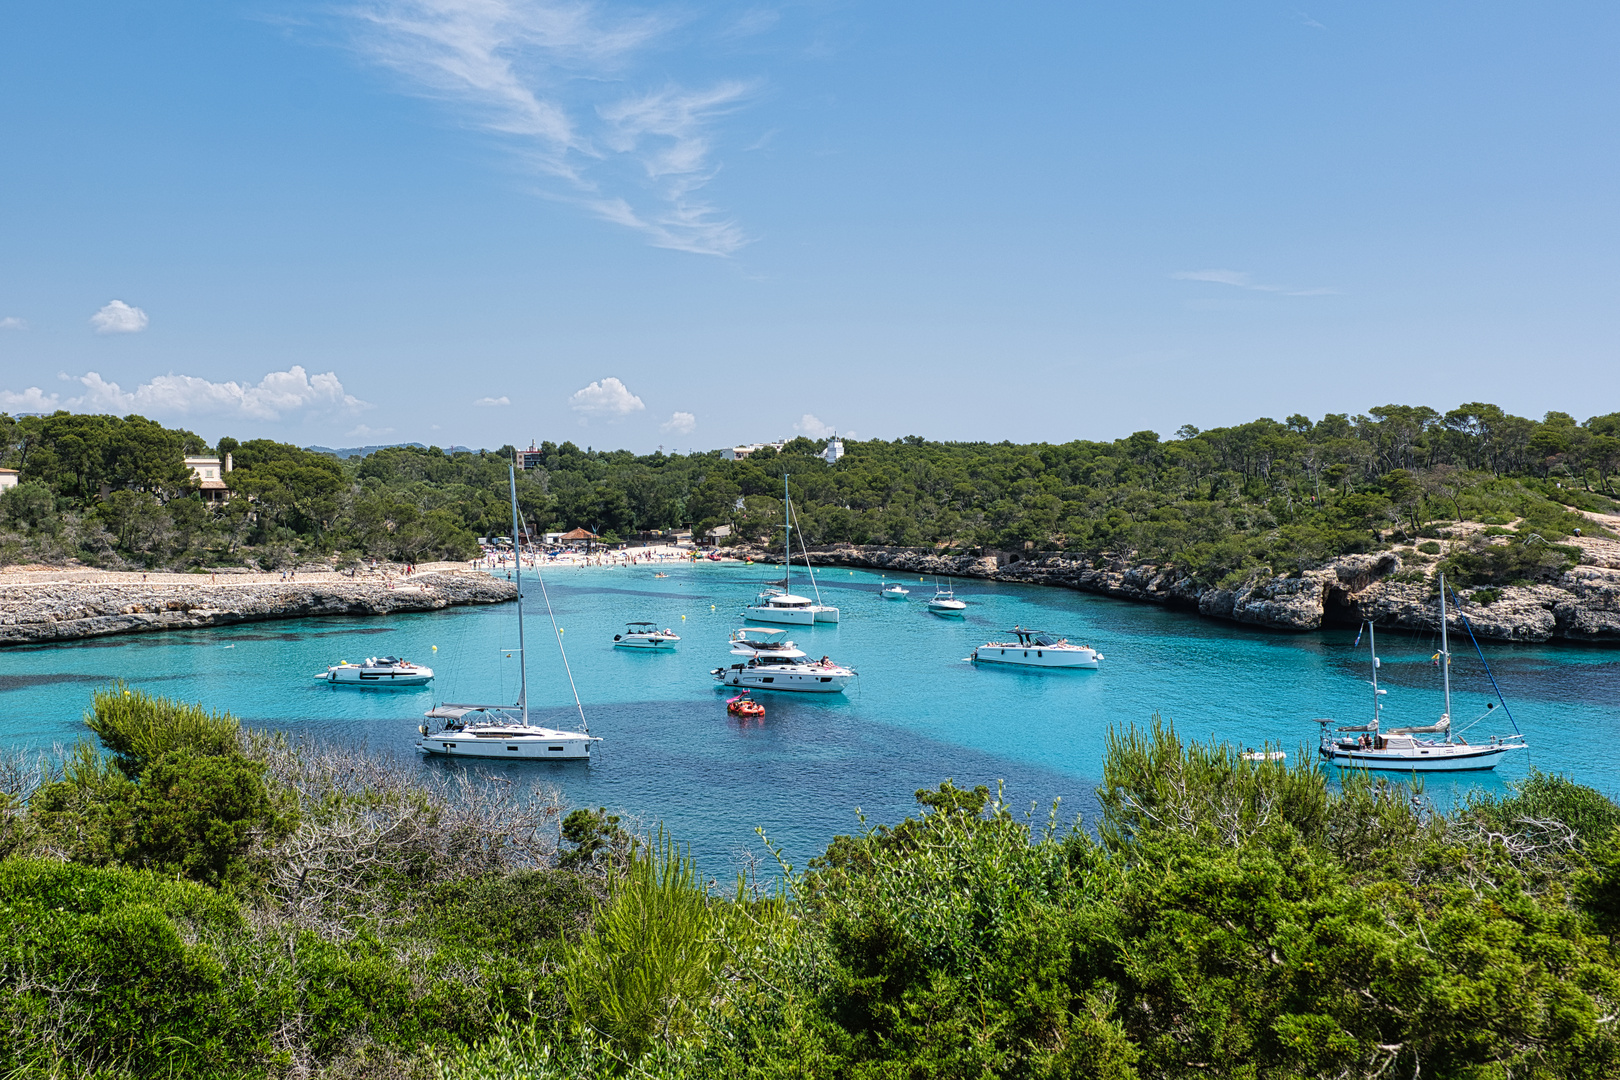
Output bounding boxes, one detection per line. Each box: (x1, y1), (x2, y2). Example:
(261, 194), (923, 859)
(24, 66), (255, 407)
(0, 673), (113, 692)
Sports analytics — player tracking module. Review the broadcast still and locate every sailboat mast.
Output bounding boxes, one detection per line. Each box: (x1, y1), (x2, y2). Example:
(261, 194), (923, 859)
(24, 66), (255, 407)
(1369, 621), (1381, 727)
(1438, 571), (1451, 733)
(507, 461), (528, 721)
(783, 473), (791, 591)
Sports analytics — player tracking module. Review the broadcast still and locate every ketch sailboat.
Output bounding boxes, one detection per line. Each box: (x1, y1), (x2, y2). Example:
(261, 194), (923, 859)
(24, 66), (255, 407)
(1317, 573), (1526, 772)
(417, 462), (599, 761)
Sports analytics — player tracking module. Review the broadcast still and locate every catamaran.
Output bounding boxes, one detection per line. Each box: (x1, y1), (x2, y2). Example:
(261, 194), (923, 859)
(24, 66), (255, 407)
(745, 475), (839, 625)
(417, 463), (599, 761)
(1317, 573), (1526, 772)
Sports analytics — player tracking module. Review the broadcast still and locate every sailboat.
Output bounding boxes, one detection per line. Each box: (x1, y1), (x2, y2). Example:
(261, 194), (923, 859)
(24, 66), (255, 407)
(1317, 573), (1526, 772)
(417, 462), (600, 761)
(745, 475), (839, 625)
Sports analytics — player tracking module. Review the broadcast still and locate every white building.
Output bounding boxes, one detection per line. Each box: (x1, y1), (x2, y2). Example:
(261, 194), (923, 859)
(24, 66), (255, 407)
(0, 468), (18, 492)
(722, 441), (786, 461)
(184, 453), (233, 504)
(822, 437), (844, 464)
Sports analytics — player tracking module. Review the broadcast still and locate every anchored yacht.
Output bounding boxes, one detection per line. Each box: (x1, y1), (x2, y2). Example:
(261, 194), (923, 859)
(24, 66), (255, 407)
(972, 628), (1102, 669)
(314, 656), (434, 686)
(713, 627), (854, 693)
(927, 580), (966, 614)
(744, 476), (840, 624)
(417, 462), (599, 762)
(613, 622), (680, 649)
(1317, 575), (1526, 772)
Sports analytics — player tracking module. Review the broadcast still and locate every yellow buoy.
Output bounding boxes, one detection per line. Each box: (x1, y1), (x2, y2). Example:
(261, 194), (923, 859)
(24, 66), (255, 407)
(431, 645), (438, 652)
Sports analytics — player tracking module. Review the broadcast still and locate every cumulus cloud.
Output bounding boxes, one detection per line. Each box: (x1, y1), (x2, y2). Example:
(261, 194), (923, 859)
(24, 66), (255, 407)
(0, 317), (26, 331)
(90, 300), (149, 334)
(342, 0), (755, 255)
(660, 410), (696, 434)
(568, 376), (644, 418)
(473, 395), (512, 406)
(1171, 269), (1338, 296)
(793, 413), (836, 439)
(0, 366), (367, 420)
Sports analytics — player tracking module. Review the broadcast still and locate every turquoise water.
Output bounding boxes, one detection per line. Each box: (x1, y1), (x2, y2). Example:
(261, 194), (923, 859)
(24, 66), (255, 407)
(4, 562), (1618, 872)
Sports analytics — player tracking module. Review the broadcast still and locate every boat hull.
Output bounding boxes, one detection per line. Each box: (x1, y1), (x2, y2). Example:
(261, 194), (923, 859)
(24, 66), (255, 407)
(319, 668), (433, 686)
(713, 665), (852, 693)
(973, 646), (1098, 669)
(882, 591), (909, 600)
(1319, 744), (1521, 772)
(812, 606), (840, 623)
(417, 733), (595, 760)
(928, 602), (966, 615)
(614, 638), (677, 649)
(745, 605), (815, 625)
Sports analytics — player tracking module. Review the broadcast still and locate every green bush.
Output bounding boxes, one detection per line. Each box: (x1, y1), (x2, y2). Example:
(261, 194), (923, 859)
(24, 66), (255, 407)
(1417, 540), (1442, 554)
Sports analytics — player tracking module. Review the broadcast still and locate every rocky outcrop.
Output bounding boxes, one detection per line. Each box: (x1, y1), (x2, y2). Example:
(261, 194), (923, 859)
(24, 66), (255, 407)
(736, 543), (1620, 644)
(0, 571), (515, 646)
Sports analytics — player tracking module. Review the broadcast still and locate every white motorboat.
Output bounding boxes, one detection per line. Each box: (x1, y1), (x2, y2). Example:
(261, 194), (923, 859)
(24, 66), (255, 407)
(713, 626), (855, 693)
(1317, 575), (1526, 773)
(927, 580), (966, 614)
(744, 476), (839, 625)
(972, 628), (1102, 669)
(418, 462), (600, 762)
(614, 621), (680, 649)
(314, 656), (434, 686)
(880, 580), (910, 600)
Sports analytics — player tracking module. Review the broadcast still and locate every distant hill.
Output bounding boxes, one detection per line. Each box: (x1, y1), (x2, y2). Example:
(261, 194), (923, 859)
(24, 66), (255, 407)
(306, 442), (474, 459)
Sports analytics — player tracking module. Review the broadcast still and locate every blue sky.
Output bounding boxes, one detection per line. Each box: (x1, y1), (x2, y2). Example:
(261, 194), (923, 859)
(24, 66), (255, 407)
(1, 2), (1617, 452)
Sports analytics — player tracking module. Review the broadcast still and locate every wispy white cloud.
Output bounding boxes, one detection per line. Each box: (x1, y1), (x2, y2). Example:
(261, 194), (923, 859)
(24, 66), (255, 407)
(90, 300), (148, 334)
(660, 410), (696, 434)
(344, 0), (755, 255)
(473, 395), (512, 406)
(1172, 269), (1338, 297)
(1294, 10), (1327, 29)
(0, 366), (367, 420)
(794, 413), (836, 439)
(347, 423), (396, 438)
(0, 317), (26, 331)
(568, 376), (644, 418)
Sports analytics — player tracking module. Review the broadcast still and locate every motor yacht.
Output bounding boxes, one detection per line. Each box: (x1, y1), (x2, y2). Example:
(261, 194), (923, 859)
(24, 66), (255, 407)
(314, 656), (434, 686)
(613, 622), (680, 649)
(927, 580), (967, 614)
(418, 462), (599, 762)
(713, 627), (855, 693)
(972, 628), (1102, 669)
(1316, 575), (1526, 773)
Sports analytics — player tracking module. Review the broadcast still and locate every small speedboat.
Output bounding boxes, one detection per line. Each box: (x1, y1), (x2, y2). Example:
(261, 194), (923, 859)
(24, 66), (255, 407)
(880, 582), (910, 600)
(613, 622), (680, 649)
(927, 580), (966, 614)
(315, 656), (433, 686)
(727, 693), (765, 718)
(972, 628), (1101, 669)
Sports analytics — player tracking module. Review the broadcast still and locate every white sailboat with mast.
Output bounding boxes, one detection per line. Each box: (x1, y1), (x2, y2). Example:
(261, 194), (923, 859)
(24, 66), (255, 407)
(1317, 573), (1526, 772)
(745, 474), (840, 625)
(417, 462), (599, 761)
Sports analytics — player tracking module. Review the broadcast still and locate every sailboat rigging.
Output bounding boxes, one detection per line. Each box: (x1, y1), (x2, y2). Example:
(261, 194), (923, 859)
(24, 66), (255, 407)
(744, 474), (840, 625)
(1317, 572), (1525, 772)
(416, 462), (599, 761)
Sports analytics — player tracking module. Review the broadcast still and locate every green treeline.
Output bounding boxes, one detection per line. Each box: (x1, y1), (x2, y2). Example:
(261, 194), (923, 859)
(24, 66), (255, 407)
(6, 691), (1620, 1078)
(2, 404), (1618, 585)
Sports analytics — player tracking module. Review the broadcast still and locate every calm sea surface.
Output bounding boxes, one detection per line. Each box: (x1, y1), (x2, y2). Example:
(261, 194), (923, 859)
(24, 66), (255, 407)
(4, 562), (1618, 873)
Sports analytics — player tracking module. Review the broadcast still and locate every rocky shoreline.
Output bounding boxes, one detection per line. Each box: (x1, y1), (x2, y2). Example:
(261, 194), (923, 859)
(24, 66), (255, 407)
(0, 569), (516, 646)
(734, 541), (1620, 645)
